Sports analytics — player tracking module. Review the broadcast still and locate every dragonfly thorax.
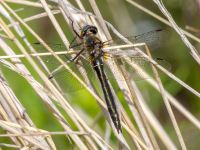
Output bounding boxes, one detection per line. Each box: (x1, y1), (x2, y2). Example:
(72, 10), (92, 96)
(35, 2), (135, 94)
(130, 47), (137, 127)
(83, 35), (103, 51)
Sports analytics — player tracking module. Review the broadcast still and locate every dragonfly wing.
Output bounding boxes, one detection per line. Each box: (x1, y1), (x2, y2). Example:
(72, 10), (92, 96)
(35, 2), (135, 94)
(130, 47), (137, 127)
(33, 52), (96, 93)
(105, 48), (140, 57)
(32, 42), (68, 51)
(105, 29), (166, 50)
(130, 29), (164, 50)
(107, 55), (171, 82)
(133, 57), (171, 81)
(31, 41), (83, 52)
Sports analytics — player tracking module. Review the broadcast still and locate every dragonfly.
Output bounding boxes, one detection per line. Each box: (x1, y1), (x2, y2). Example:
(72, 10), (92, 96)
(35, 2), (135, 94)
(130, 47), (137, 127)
(32, 22), (170, 134)
(69, 23), (123, 133)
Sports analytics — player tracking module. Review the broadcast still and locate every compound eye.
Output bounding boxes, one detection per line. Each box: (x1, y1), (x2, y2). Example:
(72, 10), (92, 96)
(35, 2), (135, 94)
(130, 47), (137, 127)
(90, 26), (97, 34)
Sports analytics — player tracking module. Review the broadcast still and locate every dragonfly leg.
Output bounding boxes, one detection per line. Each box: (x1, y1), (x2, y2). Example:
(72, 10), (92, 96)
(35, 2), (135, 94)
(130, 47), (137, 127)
(69, 18), (82, 39)
(48, 48), (85, 79)
(69, 36), (77, 48)
(70, 48), (85, 62)
(69, 41), (83, 49)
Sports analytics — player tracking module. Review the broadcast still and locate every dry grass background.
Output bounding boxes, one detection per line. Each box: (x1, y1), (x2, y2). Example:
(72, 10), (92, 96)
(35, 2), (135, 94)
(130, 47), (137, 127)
(0, 0), (200, 149)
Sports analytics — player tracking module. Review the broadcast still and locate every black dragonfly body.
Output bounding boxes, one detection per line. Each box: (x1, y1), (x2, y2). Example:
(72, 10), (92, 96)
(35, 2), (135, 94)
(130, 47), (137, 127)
(70, 24), (122, 133)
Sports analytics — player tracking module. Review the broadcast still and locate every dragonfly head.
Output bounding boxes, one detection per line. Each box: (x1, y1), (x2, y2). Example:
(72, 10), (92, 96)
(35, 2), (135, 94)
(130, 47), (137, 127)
(81, 25), (98, 37)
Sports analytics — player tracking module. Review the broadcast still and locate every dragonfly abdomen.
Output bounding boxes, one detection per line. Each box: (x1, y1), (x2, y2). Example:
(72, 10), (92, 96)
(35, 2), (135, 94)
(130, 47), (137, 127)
(92, 58), (122, 133)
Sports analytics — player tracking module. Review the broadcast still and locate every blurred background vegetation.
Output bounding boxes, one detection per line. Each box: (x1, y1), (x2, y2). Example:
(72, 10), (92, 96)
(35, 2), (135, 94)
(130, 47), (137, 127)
(0, 0), (200, 149)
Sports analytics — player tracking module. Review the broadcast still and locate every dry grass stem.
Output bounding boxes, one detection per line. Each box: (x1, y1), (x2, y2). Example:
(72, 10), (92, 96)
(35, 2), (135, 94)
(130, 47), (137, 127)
(145, 45), (186, 149)
(0, 0), (199, 149)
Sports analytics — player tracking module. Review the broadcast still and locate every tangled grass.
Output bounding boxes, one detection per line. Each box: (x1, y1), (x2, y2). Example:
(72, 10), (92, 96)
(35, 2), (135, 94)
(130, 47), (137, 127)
(0, 0), (200, 149)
